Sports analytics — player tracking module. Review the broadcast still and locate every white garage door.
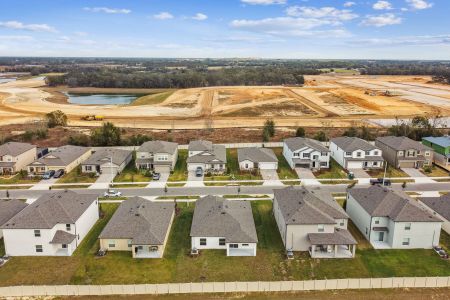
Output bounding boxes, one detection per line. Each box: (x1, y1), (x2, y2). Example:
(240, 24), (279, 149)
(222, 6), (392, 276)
(347, 161), (363, 169)
(154, 165), (171, 173)
(188, 163), (205, 171)
(259, 162), (278, 170)
(101, 166), (119, 175)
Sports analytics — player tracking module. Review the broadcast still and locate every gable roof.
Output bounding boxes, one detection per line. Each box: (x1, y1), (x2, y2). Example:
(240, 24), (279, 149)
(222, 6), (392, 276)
(99, 197), (174, 245)
(273, 186), (348, 225)
(422, 136), (450, 148)
(376, 136), (431, 151)
(331, 137), (378, 152)
(284, 137), (329, 153)
(137, 140), (178, 155)
(1, 190), (98, 229)
(0, 142), (36, 157)
(0, 199), (28, 226)
(237, 147), (278, 163)
(30, 145), (90, 167)
(187, 143), (227, 164)
(190, 196), (258, 243)
(81, 148), (132, 167)
(188, 140), (213, 152)
(419, 194), (450, 221)
(349, 185), (441, 222)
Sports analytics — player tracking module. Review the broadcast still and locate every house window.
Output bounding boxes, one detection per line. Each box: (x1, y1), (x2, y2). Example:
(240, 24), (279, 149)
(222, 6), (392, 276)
(294, 153), (300, 157)
(398, 151), (404, 157)
(374, 219), (379, 225)
(200, 238), (207, 246)
(219, 238), (226, 246)
(373, 162), (378, 166)
(150, 246), (159, 252)
(66, 224), (71, 231)
(303, 153), (310, 158)
(128, 240), (133, 248)
(34, 230), (41, 237)
(404, 223), (411, 230)
(425, 151), (430, 157)
(35, 245), (43, 253)
(345, 152), (352, 156)
(108, 240), (116, 248)
(318, 224), (325, 232)
(320, 162), (328, 167)
(229, 244), (238, 248)
(365, 151), (370, 155)
(402, 238), (410, 246)
(374, 151), (379, 156)
(245, 163), (249, 169)
(321, 152), (328, 156)
(242, 244), (249, 247)
(62, 244), (67, 249)
(340, 221), (345, 226)
(313, 155), (318, 160)
(356, 152), (362, 157)
(85, 166), (92, 171)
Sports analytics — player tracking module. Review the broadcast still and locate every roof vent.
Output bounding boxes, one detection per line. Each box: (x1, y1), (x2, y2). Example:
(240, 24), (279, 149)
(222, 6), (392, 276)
(135, 213), (140, 217)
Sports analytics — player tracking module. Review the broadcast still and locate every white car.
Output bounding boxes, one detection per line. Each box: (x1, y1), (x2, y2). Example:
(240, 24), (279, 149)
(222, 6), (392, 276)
(103, 190), (122, 198)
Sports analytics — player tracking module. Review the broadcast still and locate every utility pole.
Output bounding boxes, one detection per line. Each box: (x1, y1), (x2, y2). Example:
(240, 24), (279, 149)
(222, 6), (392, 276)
(382, 161), (388, 186)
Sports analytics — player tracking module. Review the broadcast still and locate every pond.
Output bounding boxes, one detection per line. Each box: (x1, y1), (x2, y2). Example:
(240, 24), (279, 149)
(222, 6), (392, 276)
(64, 93), (139, 105)
(0, 78), (16, 84)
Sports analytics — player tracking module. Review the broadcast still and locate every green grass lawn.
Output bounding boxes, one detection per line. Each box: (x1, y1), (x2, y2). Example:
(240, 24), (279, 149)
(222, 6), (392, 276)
(0, 174), (40, 185)
(1, 201), (449, 286)
(168, 149), (187, 184)
(272, 148), (298, 180)
(57, 167), (98, 184)
(313, 159), (348, 179)
(130, 90), (176, 106)
(441, 230), (450, 251)
(366, 165), (408, 178)
(113, 163), (152, 183)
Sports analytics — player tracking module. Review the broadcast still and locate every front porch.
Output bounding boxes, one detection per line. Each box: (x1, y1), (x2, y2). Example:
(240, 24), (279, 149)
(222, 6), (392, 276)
(309, 244), (356, 259)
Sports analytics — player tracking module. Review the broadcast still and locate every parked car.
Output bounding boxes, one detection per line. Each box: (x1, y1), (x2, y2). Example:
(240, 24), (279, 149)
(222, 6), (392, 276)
(370, 178), (391, 186)
(152, 172), (161, 180)
(42, 170), (55, 180)
(53, 169), (65, 178)
(195, 167), (203, 177)
(103, 189), (122, 198)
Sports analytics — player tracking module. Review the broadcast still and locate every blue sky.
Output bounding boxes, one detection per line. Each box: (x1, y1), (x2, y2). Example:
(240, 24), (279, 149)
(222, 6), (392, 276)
(0, 0), (448, 59)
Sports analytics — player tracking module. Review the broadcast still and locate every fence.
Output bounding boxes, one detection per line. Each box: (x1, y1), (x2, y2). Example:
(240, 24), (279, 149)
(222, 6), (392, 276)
(1, 277), (449, 297)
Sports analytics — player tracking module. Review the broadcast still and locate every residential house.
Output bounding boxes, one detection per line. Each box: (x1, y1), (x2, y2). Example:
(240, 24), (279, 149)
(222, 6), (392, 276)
(330, 137), (384, 169)
(99, 197), (175, 258)
(347, 185), (441, 249)
(190, 195), (258, 256)
(282, 137), (330, 170)
(418, 194), (450, 234)
(237, 147), (278, 171)
(0, 142), (37, 175)
(81, 148), (132, 175)
(1, 190), (99, 256)
(135, 141), (178, 173)
(0, 199), (28, 239)
(375, 136), (433, 169)
(27, 145), (92, 175)
(422, 136), (450, 171)
(273, 187), (357, 258)
(187, 140), (227, 174)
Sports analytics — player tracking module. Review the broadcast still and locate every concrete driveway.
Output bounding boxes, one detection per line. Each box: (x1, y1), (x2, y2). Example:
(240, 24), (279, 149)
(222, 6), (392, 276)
(401, 168), (436, 183)
(186, 170), (204, 187)
(295, 168), (320, 185)
(29, 177), (58, 190)
(147, 172), (170, 188)
(260, 169), (283, 186)
(349, 169), (371, 184)
(89, 172), (115, 189)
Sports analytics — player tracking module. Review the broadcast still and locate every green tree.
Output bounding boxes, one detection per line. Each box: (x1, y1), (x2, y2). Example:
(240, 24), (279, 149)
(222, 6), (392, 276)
(91, 122), (122, 146)
(264, 119), (275, 137)
(45, 110), (67, 128)
(314, 131), (327, 142)
(262, 128), (271, 142)
(295, 127), (306, 137)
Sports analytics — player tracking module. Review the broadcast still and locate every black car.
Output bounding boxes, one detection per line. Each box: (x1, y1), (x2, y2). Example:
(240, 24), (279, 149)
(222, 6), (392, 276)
(370, 178), (391, 186)
(53, 169), (65, 178)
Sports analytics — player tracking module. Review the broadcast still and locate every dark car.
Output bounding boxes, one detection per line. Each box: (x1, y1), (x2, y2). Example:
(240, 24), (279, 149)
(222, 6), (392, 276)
(42, 170), (56, 180)
(370, 178), (391, 186)
(195, 167), (203, 177)
(152, 172), (161, 180)
(53, 169), (65, 178)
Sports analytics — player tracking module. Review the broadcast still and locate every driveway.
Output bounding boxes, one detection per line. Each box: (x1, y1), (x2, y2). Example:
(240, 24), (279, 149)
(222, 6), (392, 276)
(185, 170), (204, 187)
(260, 169), (283, 186)
(349, 169), (371, 185)
(401, 168), (436, 183)
(89, 172), (115, 189)
(29, 177), (58, 190)
(295, 168), (320, 186)
(147, 172), (170, 188)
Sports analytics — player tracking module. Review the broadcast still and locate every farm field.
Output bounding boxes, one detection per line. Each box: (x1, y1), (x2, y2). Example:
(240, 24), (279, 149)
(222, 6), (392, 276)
(1, 75), (450, 129)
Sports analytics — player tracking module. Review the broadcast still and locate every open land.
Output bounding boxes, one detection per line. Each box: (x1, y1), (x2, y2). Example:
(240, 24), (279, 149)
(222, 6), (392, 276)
(0, 75), (450, 129)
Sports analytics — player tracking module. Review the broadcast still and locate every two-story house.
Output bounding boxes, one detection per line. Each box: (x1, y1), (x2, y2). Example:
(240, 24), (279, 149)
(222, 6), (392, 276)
(422, 136), (450, 171)
(1, 190), (99, 256)
(187, 140), (227, 174)
(0, 142), (37, 175)
(375, 136), (433, 169)
(135, 141), (178, 173)
(282, 138), (330, 170)
(347, 185), (442, 249)
(273, 187), (357, 258)
(330, 137), (384, 169)
(0, 199), (28, 239)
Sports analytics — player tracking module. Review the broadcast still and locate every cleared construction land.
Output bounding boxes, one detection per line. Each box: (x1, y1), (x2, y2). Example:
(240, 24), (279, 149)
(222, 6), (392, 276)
(0, 75), (449, 129)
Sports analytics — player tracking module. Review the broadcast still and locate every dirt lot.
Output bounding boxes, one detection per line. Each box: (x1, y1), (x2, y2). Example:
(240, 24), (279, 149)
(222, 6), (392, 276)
(1, 75), (450, 130)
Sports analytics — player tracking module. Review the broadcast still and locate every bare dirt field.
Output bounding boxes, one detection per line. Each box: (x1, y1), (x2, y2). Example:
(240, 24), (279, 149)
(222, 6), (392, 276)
(1, 75), (450, 130)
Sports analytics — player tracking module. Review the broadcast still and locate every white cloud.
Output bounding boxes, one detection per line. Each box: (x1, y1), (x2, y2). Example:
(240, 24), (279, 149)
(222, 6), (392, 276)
(286, 6), (358, 21)
(192, 13), (208, 21)
(241, 0), (286, 5)
(344, 2), (356, 7)
(0, 35), (33, 41)
(354, 35), (450, 46)
(373, 1), (393, 10)
(0, 21), (57, 33)
(406, 0), (433, 10)
(83, 7), (131, 14)
(154, 12), (174, 20)
(361, 13), (402, 27)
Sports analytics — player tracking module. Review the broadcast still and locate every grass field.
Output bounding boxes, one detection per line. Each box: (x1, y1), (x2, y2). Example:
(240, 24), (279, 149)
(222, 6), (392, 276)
(57, 167), (98, 184)
(113, 163), (152, 183)
(131, 91), (176, 106)
(168, 149), (188, 186)
(0, 201), (449, 286)
(313, 159), (348, 179)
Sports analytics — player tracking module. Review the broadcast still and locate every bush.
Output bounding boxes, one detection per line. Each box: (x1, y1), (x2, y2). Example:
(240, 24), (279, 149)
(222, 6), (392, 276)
(295, 127), (305, 137)
(422, 165), (432, 173)
(46, 110), (67, 128)
(68, 134), (91, 146)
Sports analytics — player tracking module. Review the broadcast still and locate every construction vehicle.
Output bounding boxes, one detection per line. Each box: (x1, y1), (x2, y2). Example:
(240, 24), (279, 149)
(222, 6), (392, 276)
(81, 115), (104, 121)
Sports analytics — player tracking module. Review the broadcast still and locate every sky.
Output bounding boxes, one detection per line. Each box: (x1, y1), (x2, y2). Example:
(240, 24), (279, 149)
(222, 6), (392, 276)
(0, 0), (449, 59)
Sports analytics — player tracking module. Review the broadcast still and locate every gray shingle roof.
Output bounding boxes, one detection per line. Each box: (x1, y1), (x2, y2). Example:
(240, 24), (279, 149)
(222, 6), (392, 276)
(81, 148), (132, 167)
(0, 142), (36, 157)
(188, 140), (213, 152)
(419, 195), (450, 221)
(331, 137), (378, 152)
(1, 190), (98, 229)
(274, 187), (348, 225)
(137, 141), (178, 155)
(0, 199), (28, 226)
(237, 147), (278, 163)
(99, 197), (174, 245)
(308, 228), (357, 245)
(376, 136), (431, 151)
(284, 137), (330, 153)
(50, 230), (76, 244)
(190, 196), (258, 243)
(29, 145), (90, 167)
(187, 144), (227, 164)
(349, 185), (441, 222)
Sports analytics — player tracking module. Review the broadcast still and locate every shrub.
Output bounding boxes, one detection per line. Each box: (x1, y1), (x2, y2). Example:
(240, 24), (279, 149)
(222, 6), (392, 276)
(46, 110), (67, 128)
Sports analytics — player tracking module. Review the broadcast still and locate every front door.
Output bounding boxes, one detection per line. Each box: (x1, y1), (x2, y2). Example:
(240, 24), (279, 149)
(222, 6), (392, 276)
(378, 232), (384, 242)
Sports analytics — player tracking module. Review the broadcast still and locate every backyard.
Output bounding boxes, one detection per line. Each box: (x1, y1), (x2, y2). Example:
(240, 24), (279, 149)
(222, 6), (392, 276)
(0, 201), (449, 286)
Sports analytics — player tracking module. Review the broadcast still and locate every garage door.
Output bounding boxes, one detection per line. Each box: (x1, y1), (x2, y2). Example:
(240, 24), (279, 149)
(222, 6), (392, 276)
(154, 165), (171, 173)
(188, 163), (204, 171)
(101, 166), (118, 175)
(259, 162), (278, 170)
(347, 161), (363, 169)
(295, 163), (311, 168)
(399, 161), (415, 168)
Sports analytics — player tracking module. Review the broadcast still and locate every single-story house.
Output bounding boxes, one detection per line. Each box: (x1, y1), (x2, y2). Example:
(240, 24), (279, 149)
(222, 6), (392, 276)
(0, 142), (37, 175)
(135, 140), (178, 173)
(237, 147), (278, 171)
(81, 148), (132, 175)
(418, 194), (450, 234)
(0, 199), (28, 239)
(330, 137), (384, 169)
(282, 137), (330, 170)
(99, 197), (175, 258)
(187, 140), (227, 174)
(273, 186), (357, 258)
(190, 195), (258, 256)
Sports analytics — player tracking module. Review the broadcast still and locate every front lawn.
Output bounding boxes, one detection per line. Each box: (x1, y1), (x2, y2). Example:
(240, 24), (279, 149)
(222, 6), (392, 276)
(366, 165), (408, 178)
(313, 159), (348, 179)
(113, 164), (152, 183)
(421, 165), (449, 177)
(273, 148), (298, 180)
(168, 149), (188, 185)
(0, 173), (40, 185)
(57, 167), (98, 184)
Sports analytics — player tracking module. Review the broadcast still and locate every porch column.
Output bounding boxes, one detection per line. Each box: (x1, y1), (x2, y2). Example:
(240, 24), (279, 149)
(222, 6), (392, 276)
(311, 245), (316, 258)
(334, 245), (338, 257)
(352, 245), (356, 257)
